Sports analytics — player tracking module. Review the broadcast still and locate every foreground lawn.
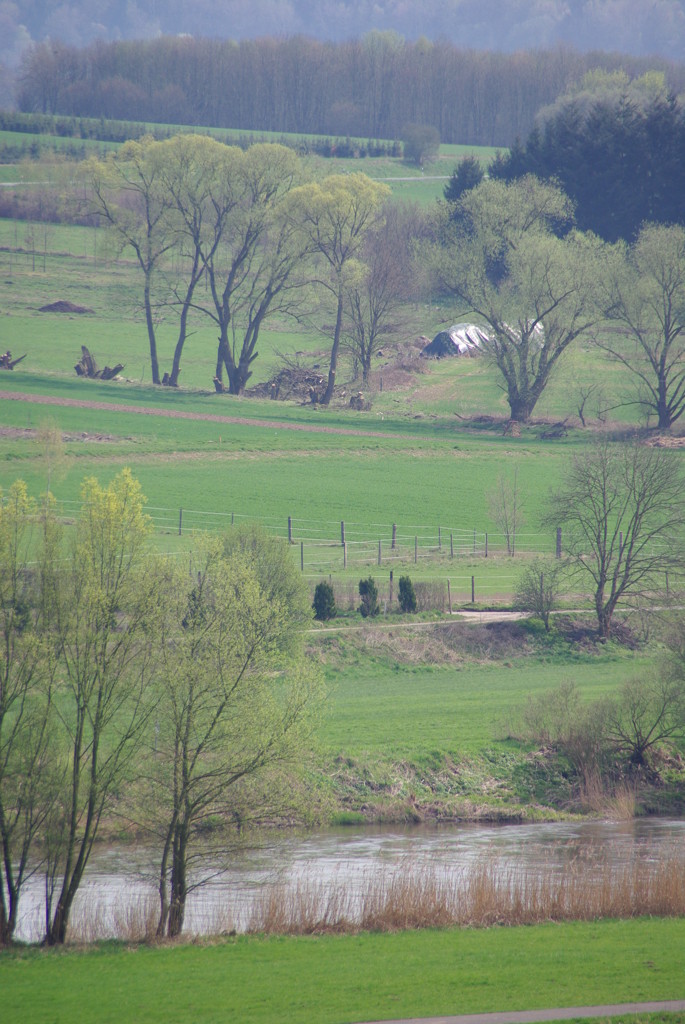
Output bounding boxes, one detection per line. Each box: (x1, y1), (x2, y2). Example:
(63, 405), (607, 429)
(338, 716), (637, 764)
(3, 918), (685, 1024)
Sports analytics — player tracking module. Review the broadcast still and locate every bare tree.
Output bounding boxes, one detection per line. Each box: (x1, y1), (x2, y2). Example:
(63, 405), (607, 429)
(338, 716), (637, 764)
(547, 439), (685, 639)
(488, 468), (525, 556)
(605, 673), (685, 769)
(342, 204), (420, 383)
(514, 558), (565, 631)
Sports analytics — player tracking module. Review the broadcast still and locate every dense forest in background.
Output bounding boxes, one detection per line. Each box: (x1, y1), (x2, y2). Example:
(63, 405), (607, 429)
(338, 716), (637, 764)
(16, 36), (685, 146)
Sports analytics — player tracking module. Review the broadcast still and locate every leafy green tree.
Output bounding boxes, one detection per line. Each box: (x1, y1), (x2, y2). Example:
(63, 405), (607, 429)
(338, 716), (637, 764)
(429, 177), (605, 422)
(45, 470), (157, 945)
(149, 537), (321, 938)
(290, 173), (390, 404)
(547, 440), (685, 640)
(598, 223), (685, 430)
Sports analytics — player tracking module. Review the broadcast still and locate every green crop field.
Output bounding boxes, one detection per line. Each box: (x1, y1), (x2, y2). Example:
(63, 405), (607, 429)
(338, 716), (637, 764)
(2, 918), (685, 1024)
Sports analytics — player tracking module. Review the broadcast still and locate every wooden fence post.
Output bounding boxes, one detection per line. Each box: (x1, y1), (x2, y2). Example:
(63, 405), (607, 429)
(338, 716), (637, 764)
(391, 523), (397, 549)
(556, 527), (562, 558)
(485, 532), (488, 558)
(300, 541), (304, 571)
(471, 575), (475, 603)
(438, 526), (442, 550)
(389, 570), (394, 605)
(341, 521), (345, 546)
(447, 579), (452, 615)
(288, 516), (293, 544)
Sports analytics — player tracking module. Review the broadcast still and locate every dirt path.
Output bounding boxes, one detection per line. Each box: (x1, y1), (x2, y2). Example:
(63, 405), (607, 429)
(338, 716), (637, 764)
(0, 389), (408, 440)
(356, 999), (685, 1024)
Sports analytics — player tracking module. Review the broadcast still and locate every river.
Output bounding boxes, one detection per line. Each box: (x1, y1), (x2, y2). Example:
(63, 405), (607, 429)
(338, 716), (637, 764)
(15, 817), (685, 942)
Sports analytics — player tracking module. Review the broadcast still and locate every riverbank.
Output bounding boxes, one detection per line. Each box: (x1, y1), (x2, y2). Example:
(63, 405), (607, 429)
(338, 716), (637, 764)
(309, 618), (685, 824)
(3, 918), (685, 1024)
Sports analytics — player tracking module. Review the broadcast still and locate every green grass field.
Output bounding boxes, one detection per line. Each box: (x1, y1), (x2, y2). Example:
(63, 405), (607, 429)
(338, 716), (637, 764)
(2, 918), (684, 1024)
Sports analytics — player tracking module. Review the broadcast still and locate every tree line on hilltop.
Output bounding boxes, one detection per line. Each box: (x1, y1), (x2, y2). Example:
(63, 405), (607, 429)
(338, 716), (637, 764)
(16, 35), (685, 147)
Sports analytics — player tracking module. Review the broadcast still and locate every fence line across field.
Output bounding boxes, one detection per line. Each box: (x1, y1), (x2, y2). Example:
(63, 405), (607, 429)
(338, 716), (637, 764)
(55, 500), (559, 557)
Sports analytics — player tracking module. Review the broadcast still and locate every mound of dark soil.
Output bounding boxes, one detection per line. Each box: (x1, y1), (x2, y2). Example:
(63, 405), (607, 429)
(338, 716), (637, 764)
(39, 300), (94, 314)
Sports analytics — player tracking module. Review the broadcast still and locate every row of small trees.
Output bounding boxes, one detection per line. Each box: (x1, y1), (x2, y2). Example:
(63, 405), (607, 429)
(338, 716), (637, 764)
(313, 575), (417, 621)
(0, 471), (322, 946)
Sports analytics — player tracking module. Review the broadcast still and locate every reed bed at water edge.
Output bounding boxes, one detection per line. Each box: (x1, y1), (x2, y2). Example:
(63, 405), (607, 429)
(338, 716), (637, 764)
(63, 852), (685, 944)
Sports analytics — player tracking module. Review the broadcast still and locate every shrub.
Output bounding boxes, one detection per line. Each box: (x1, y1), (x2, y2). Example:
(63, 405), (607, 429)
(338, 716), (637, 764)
(313, 581), (336, 621)
(398, 575), (417, 613)
(358, 576), (380, 618)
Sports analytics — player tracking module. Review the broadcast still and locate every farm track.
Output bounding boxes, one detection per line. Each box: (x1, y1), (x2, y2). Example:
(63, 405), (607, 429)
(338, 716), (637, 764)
(358, 1001), (685, 1024)
(0, 390), (411, 440)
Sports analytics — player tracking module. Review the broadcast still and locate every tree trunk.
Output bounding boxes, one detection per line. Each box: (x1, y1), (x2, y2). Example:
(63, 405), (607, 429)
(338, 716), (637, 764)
(322, 287), (344, 406)
(167, 826), (188, 938)
(144, 275), (160, 385)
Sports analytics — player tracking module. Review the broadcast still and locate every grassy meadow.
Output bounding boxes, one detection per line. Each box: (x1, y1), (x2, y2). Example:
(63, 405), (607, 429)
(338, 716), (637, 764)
(2, 918), (685, 1024)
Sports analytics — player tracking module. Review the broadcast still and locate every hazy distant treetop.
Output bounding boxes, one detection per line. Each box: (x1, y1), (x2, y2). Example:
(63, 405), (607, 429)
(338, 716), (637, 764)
(10, 0), (685, 60)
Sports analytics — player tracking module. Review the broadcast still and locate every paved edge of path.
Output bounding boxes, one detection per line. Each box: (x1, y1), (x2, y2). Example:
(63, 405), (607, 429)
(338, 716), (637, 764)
(356, 999), (685, 1024)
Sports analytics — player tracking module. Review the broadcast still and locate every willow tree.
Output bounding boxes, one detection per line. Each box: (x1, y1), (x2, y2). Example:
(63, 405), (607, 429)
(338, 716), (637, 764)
(87, 139), (175, 385)
(155, 134), (245, 388)
(0, 483), (59, 946)
(200, 144), (307, 394)
(598, 223), (685, 430)
(45, 470), (157, 945)
(290, 172), (390, 404)
(149, 529), (320, 939)
(429, 176), (606, 422)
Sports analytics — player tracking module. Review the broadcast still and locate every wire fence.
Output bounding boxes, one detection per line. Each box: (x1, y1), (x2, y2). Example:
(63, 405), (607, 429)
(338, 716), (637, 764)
(53, 499), (559, 561)
(45, 499), (682, 607)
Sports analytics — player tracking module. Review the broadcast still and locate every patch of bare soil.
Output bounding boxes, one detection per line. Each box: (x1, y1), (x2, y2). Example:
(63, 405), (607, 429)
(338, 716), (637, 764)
(38, 300), (94, 314)
(0, 426), (119, 443)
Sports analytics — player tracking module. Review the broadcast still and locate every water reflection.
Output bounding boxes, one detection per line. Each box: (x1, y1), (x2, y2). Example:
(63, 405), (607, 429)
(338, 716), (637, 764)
(15, 818), (685, 942)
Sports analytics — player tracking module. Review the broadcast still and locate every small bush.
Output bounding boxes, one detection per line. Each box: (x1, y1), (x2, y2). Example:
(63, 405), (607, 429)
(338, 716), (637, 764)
(358, 576), (380, 618)
(398, 575), (417, 613)
(313, 581), (336, 621)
